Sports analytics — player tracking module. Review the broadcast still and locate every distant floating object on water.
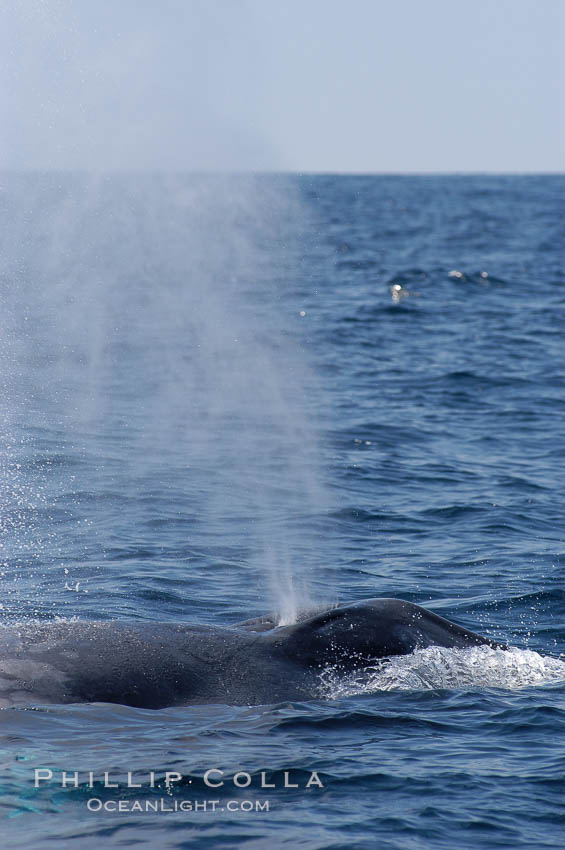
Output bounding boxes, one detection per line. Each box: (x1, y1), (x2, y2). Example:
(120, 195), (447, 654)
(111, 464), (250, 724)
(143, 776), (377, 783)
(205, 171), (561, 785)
(448, 269), (491, 284)
(390, 283), (416, 303)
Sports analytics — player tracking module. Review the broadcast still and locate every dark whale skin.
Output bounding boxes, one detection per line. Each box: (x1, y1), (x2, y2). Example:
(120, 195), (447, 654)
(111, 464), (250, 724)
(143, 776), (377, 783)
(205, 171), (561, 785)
(0, 598), (505, 709)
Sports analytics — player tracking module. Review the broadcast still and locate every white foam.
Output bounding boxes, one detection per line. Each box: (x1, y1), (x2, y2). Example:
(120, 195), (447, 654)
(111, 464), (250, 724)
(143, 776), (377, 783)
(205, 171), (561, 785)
(319, 645), (565, 698)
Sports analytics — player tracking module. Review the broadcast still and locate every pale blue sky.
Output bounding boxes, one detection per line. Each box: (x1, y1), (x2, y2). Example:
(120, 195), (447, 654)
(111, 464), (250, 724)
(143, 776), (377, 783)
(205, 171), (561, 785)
(1, 0), (563, 172)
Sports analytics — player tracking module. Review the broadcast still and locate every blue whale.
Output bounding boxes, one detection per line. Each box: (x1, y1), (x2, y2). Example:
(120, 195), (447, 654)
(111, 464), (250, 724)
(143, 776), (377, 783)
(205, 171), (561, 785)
(0, 598), (505, 709)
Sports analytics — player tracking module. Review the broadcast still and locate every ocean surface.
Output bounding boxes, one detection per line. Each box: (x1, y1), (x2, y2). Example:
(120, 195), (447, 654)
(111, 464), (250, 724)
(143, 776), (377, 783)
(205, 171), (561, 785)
(1, 173), (564, 848)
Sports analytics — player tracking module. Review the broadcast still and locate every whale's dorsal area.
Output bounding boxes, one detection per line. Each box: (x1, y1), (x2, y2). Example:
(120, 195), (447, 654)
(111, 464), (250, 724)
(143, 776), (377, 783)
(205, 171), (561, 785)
(0, 598), (505, 709)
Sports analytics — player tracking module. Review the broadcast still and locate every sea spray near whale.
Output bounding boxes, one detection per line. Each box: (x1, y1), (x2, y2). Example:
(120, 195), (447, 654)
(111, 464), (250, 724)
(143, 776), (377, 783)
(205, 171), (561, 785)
(2, 597), (562, 710)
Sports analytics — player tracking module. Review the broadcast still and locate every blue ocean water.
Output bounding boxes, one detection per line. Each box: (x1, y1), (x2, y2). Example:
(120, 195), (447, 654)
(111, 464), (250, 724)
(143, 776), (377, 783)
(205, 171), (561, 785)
(1, 174), (564, 848)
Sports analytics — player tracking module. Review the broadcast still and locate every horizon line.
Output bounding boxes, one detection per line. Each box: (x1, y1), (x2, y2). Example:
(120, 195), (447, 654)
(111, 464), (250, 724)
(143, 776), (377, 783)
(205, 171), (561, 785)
(0, 168), (563, 177)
